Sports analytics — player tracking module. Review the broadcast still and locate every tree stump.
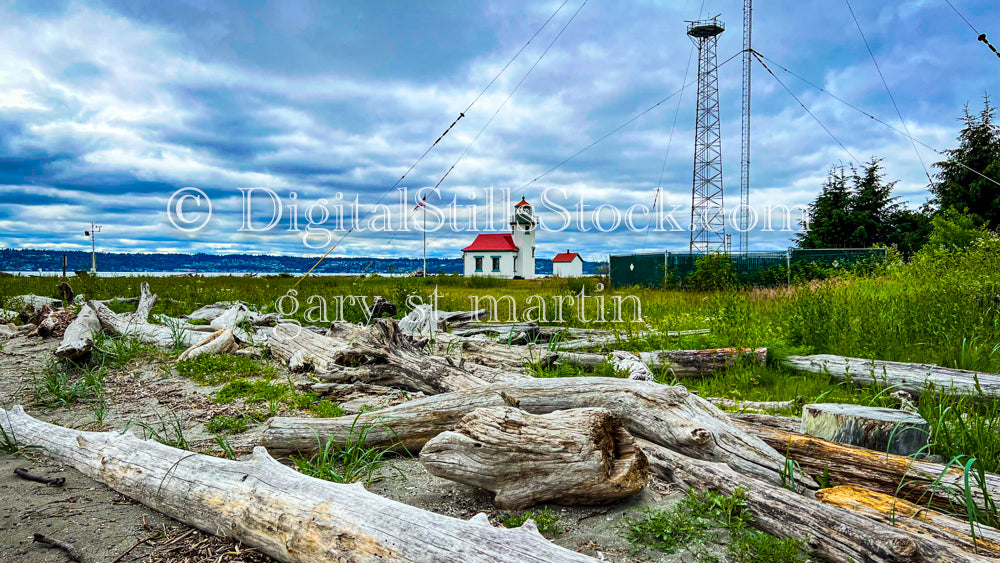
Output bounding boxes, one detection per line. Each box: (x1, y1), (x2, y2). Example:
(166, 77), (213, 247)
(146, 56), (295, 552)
(802, 403), (930, 456)
(420, 406), (649, 509)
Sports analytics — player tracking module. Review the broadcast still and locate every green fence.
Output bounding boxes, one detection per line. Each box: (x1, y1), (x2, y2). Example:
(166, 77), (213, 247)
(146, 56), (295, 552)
(610, 248), (888, 288)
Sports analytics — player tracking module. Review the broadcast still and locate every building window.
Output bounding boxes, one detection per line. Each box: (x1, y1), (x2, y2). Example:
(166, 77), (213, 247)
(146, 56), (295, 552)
(474, 256), (483, 272)
(491, 256), (501, 272)
(514, 255), (518, 272)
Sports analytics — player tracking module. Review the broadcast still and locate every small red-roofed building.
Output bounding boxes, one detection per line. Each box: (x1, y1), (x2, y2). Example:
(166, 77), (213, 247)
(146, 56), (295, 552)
(461, 197), (536, 278)
(552, 249), (583, 277)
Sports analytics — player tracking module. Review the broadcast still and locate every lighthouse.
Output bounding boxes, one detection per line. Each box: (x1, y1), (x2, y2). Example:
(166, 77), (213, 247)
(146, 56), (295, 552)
(460, 196), (537, 279)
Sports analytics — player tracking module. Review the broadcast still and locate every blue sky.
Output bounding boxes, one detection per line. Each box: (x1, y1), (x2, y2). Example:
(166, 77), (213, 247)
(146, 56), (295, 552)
(0, 0), (997, 262)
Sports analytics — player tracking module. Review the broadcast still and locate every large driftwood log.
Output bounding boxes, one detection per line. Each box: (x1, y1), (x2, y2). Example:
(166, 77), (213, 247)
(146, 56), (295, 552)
(265, 320), (524, 394)
(609, 351), (652, 381)
(264, 377), (815, 489)
(89, 283), (212, 349)
(706, 396), (802, 413)
(783, 354), (1000, 398)
(550, 347), (766, 377)
(817, 485), (1000, 558)
(640, 439), (991, 563)
(0, 406), (596, 563)
(55, 305), (102, 359)
(421, 407), (648, 509)
(736, 419), (1000, 516)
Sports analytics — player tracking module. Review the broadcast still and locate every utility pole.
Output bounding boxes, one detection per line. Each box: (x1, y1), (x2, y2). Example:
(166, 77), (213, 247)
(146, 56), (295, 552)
(84, 222), (102, 275)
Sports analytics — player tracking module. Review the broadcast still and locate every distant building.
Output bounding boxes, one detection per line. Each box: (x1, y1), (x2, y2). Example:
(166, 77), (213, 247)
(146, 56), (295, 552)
(552, 250), (583, 277)
(461, 197), (537, 279)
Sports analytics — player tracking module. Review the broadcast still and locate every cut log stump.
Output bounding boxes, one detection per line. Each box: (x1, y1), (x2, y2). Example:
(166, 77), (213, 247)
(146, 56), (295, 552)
(421, 406), (649, 509)
(802, 403), (929, 456)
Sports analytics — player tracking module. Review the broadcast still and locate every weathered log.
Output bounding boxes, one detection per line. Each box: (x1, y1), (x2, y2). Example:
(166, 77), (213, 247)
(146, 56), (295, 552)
(295, 381), (424, 414)
(802, 403), (930, 456)
(176, 329), (238, 362)
(817, 485), (1000, 558)
(184, 302), (236, 322)
(421, 407), (649, 509)
(55, 305), (102, 359)
(707, 396), (803, 413)
(640, 439), (992, 563)
(265, 320), (521, 394)
(209, 302), (281, 332)
(0, 406), (596, 563)
(398, 305), (487, 336)
(783, 354), (1000, 398)
(29, 308), (74, 338)
(609, 350), (652, 381)
(87, 282), (208, 349)
(735, 419), (1000, 516)
(12, 294), (60, 309)
(263, 377), (815, 489)
(550, 347), (767, 377)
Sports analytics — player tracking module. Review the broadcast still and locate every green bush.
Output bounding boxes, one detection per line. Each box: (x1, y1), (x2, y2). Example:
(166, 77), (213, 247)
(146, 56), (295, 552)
(687, 253), (738, 291)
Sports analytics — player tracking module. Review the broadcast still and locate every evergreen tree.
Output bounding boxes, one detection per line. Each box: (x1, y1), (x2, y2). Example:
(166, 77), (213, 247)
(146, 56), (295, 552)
(795, 166), (853, 248)
(848, 158), (901, 247)
(931, 96), (1000, 229)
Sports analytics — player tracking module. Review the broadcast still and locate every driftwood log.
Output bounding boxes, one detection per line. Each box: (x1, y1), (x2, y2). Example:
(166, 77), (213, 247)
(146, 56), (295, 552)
(421, 407), (649, 509)
(609, 351), (652, 380)
(264, 377), (815, 490)
(783, 354), (1000, 399)
(707, 396), (803, 413)
(640, 439), (992, 563)
(736, 417), (1000, 516)
(55, 305), (102, 359)
(89, 283), (204, 348)
(265, 319), (525, 394)
(817, 485), (1000, 558)
(0, 406), (597, 563)
(550, 347), (766, 377)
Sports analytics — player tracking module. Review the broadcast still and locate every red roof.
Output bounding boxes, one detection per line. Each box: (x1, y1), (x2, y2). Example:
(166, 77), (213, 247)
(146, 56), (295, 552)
(553, 251), (581, 263)
(515, 196), (531, 207)
(462, 234), (519, 252)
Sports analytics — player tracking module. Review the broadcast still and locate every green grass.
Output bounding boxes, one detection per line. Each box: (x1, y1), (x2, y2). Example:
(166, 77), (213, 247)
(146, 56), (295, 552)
(310, 400), (346, 418)
(91, 332), (155, 368)
(135, 413), (190, 450)
(500, 507), (564, 535)
(177, 354), (276, 385)
(33, 361), (105, 407)
(0, 413), (19, 454)
(622, 487), (807, 562)
(205, 414), (249, 435)
(291, 415), (400, 486)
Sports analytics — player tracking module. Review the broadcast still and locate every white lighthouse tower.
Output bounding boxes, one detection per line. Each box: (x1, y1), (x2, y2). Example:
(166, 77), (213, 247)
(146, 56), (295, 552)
(510, 196), (537, 279)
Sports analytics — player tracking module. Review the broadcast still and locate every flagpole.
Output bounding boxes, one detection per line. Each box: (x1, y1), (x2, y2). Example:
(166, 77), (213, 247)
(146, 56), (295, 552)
(422, 202), (427, 277)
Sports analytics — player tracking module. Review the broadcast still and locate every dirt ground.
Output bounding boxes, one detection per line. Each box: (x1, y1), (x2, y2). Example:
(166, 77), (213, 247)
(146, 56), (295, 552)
(0, 330), (730, 563)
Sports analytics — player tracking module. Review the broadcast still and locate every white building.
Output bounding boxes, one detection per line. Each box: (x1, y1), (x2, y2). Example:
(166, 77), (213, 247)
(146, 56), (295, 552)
(461, 197), (537, 279)
(552, 250), (583, 277)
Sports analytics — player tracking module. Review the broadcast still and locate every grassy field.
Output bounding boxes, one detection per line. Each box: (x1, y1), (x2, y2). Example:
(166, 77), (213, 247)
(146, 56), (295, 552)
(4, 237), (1000, 505)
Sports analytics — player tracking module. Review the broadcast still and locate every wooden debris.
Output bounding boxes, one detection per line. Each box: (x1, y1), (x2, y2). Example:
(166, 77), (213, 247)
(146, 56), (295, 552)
(609, 350), (652, 380)
(802, 403), (930, 456)
(398, 305), (487, 336)
(89, 283), (204, 349)
(421, 406), (649, 509)
(640, 439), (990, 563)
(0, 406), (598, 563)
(549, 347), (767, 377)
(55, 304), (102, 359)
(176, 329), (238, 362)
(735, 418), (1000, 516)
(14, 467), (66, 486)
(294, 381), (423, 414)
(707, 396), (803, 413)
(783, 354), (1000, 399)
(33, 533), (86, 563)
(263, 377), (815, 489)
(816, 485), (1000, 558)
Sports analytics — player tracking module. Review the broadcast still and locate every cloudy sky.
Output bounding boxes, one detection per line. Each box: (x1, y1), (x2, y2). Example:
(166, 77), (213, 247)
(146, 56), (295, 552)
(0, 0), (997, 262)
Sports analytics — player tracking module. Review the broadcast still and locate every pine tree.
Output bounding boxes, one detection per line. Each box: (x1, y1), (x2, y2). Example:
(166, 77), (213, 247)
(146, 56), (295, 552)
(848, 158), (901, 247)
(931, 96), (1000, 228)
(795, 166), (852, 248)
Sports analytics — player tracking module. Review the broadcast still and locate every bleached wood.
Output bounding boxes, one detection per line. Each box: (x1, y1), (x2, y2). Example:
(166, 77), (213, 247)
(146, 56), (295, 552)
(802, 403), (930, 456)
(609, 350), (652, 381)
(551, 347), (766, 377)
(783, 354), (1000, 398)
(55, 305), (102, 359)
(707, 396), (802, 413)
(421, 407), (648, 509)
(0, 406), (597, 563)
(263, 377), (815, 489)
(176, 329), (238, 361)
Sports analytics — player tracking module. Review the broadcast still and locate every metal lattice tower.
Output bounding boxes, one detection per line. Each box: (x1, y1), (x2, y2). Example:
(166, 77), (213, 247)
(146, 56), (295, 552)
(687, 18), (727, 253)
(739, 0), (752, 254)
